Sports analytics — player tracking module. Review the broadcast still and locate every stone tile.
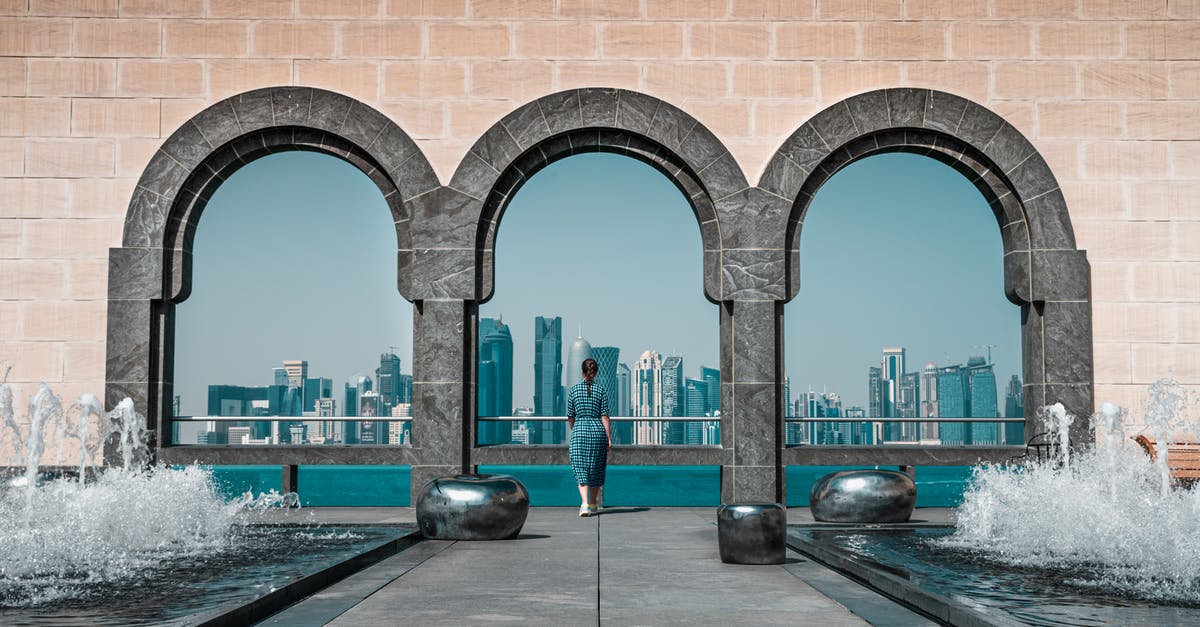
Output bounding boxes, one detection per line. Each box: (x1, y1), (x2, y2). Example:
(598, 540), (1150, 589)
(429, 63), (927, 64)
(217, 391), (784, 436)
(602, 22), (684, 59)
(428, 22), (510, 58)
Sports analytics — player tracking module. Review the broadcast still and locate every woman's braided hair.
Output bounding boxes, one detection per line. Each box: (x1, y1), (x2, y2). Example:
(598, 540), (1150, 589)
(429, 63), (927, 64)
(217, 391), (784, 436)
(582, 358), (599, 395)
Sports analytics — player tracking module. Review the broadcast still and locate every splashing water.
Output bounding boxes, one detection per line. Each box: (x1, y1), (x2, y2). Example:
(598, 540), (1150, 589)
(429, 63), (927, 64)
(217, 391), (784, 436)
(946, 380), (1200, 602)
(0, 380), (297, 607)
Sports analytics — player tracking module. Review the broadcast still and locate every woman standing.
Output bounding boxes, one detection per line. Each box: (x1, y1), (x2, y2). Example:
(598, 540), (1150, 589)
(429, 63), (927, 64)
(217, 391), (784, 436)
(567, 358), (611, 517)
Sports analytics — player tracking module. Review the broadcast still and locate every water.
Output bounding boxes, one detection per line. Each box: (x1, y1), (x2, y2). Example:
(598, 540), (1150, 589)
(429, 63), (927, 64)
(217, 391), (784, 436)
(0, 525), (410, 625)
(796, 528), (1200, 626)
(946, 380), (1200, 603)
(0, 378), (299, 609)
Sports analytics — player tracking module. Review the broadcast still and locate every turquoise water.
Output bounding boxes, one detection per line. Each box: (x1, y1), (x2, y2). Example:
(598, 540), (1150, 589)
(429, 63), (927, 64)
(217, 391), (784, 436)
(199, 465), (973, 507)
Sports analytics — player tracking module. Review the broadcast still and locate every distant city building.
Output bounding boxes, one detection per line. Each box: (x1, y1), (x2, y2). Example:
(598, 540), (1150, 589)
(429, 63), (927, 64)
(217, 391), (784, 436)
(967, 356), (999, 445)
(344, 383), (358, 419)
(565, 332), (594, 390)
(701, 366), (720, 415)
(616, 362), (632, 416)
(867, 366), (883, 419)
(661, 356), (684, 417)
(533, 316), (564, 417)
(685, 378), (708, 417)
(1005, 374), (1024, 445)
(376, 352), (403, 411)
(936, 365), (971, 445)
(303, 377), (332, 413)
(633, 350), (663, 418)
(784, 377), (792, 418)
(273, 367), (289, 387)
(282, 360), (307, 389)
(533, 316), (565, 444)
(592, 346), (620, 406)
(478, 318), (514, 420)
(919, 362), (939, 441)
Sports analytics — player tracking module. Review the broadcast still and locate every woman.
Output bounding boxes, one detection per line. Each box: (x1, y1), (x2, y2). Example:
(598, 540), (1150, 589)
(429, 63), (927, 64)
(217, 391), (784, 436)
(567, 357), (611, 517)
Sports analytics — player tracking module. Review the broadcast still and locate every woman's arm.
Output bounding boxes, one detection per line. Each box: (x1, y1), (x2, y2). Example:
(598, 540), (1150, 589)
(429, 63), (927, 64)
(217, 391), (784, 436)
(601, 414), (611, 450)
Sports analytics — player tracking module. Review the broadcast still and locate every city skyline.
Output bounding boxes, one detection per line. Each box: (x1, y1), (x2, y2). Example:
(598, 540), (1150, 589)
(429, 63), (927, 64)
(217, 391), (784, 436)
(175, 151), (1020, 418)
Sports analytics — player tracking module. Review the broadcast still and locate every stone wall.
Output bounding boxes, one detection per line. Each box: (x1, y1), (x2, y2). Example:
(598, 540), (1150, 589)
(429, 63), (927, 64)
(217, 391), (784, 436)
(2, 2), (1198, 434)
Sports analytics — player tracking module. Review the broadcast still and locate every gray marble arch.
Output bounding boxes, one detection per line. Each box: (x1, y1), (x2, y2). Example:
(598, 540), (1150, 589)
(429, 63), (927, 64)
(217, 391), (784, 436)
(108, 86), (1092, 504)
(759, 88), (1094, 450)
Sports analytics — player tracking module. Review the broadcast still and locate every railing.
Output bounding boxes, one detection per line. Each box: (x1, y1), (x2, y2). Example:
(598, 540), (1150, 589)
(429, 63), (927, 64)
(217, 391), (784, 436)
(477, 416), (720, 447)
(171, 416), (413, 447)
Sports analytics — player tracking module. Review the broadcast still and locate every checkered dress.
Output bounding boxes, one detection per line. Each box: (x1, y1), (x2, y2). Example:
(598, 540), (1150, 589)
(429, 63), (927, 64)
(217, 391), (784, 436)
(568, 380), (610, 487)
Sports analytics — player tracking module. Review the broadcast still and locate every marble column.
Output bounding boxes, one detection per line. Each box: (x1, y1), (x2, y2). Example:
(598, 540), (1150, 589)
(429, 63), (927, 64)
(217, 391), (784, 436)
(720, 299), (784, 504)
(410, 298), (474, 502)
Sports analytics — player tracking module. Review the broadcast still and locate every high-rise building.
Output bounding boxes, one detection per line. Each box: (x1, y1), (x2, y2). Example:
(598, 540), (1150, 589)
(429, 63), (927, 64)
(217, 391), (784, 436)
(273, 367), (289, 387)
(565, 332), (594, 390)
(282, 360), (307, 389)
(344, 383), (358, 419)
(1005, 374), (1024, 445)
(701, 366), (720, 415)
(613, 361), (632, 444)
(478, 318), (514, 418)
(616, 362), (631, 416)
(784, 377), (792, 418)
(533, 316), (563, 417)
(592, 346), (620, 405)
(302, 377), (332, 413)
(633, 350), (663, 417)
(967, 357), (999, 445)
(936, 365), (971, 445)
(661, 356), (684, 417)
(377, 352), (403, 411)
(867, 367), (883, 419)
(684, 378), (707, 417)
(920, 361), (939, 441)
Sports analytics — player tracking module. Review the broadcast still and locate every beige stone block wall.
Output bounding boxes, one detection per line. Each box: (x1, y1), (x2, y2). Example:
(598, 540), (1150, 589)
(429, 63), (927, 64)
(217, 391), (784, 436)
(0, 3), (1195, 426)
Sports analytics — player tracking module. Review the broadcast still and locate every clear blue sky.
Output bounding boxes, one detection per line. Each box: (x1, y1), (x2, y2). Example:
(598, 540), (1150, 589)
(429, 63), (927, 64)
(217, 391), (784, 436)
(174, 150), (1018, 416)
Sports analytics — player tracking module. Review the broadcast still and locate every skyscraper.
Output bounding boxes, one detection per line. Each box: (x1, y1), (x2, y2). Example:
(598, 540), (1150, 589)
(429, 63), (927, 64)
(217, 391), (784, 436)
(303, 377), (332, 413)
(273, 367), (289, 387)
(616, 362), (631, 416)
(920, 361), (940, 441)
(867, 367), (883, 419)
(1005, 374), (1024, 445)
(661, 356), (684, 417)
(478, 318), (514, 417)
(633, 350), (663, 417)
(967, 356), (999, 445)
(282, 360), (307, 389)
(533, 316), (564, 417)
(565, 332), (594, 390)
(592, 346), (620, 404)
(936, 365), (971, 445)
(377, 352), (402, 411)
(701, 366), (720, 415)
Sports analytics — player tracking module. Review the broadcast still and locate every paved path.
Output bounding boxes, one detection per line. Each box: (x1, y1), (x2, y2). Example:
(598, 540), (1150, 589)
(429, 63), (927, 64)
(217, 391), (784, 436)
(261, 507), (939, 626)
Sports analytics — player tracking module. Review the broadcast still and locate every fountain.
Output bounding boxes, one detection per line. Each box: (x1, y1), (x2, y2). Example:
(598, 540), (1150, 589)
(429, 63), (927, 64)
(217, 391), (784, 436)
(789, 381), (1200, 624)
(0, 376), (410, 624)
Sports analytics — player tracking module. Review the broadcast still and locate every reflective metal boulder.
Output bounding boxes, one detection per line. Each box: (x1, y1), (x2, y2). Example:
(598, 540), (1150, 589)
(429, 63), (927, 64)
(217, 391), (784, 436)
(809, 469), (916, 523)
(717, 503), (786, 565)
(416, 474), (530, 540)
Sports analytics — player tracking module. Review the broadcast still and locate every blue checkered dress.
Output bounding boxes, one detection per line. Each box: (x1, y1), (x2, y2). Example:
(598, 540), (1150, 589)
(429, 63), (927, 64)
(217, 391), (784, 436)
(567, 380), (610, 487)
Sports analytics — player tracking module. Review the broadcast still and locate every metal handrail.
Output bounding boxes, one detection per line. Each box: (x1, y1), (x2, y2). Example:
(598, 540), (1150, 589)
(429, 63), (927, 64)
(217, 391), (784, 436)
(477, 416), (1023, 423)
(173, 416), (412, 422)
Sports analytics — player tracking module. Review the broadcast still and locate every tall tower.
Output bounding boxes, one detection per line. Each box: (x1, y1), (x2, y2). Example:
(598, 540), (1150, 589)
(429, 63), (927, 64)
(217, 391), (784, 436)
(478, 318), (513, 418)
(967, 356), (998, 445)
(592, 346), (620, 404)
(701, 366), (720, 415)
(377, 352), (402, 410)
(533, 316), (563, 417)
(936, 365), (971, 445)
(565, 332), (594, 390)
(282, 360), (308, 389)
(616, 362), (631, 415)
(633, 350), (663, 418)
(661, 355), (684, 417)
(1004, 374), (1024, 445)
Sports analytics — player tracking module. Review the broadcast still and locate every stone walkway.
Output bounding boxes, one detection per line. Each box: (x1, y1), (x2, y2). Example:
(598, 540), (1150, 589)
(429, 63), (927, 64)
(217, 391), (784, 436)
(259, 507), (940, 626)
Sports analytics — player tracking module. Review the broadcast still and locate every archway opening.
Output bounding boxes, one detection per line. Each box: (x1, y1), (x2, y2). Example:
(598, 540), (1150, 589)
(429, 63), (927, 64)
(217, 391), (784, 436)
(477, 152), (720, 505)
(784, 152), (1022, 504)
(173, 151), (414, 456)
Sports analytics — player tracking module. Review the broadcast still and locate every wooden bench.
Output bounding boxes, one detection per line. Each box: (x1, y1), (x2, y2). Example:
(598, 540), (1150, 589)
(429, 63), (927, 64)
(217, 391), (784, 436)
(1133, 435), (1200, 484)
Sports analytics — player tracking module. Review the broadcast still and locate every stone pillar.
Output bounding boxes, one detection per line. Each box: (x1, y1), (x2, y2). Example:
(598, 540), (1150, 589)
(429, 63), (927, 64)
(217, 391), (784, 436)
(410, 298), (474, 502)
(720, 299), (784, 504)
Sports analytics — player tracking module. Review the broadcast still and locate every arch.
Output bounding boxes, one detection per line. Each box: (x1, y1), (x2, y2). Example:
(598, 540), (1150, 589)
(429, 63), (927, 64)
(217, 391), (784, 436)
(106, 86), (437, 444)
(760, 88), (1094, 444)
(417, 88), (750, 304)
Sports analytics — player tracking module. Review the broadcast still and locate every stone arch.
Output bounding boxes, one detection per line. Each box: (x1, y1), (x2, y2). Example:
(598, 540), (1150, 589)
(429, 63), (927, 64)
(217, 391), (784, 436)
(106, 86), (438, 445)
(408, 88), (749, 304)
(760, 88), (1093, 444)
